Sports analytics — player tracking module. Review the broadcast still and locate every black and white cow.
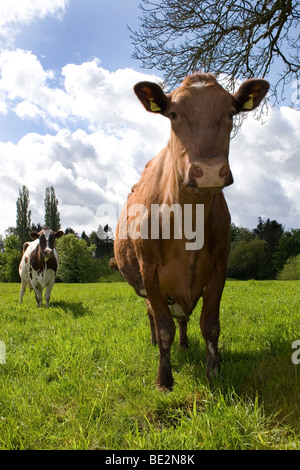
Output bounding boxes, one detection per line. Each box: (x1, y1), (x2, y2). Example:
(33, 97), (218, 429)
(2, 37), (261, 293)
(19, 228), (63, 307)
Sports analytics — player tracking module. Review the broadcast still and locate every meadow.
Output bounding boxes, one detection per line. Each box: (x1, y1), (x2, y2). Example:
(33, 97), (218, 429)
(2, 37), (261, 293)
(0, 280), (299, 450)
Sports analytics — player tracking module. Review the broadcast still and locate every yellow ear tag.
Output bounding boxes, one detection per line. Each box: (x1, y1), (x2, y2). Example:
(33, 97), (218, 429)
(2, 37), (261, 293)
(150, 98), (161, 112)
(243, 94), (254, 110)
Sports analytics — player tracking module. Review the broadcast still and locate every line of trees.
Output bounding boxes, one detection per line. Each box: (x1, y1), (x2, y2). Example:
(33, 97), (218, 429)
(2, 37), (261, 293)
(0, 186), (300, 283)
(9, 185), (61, 247)
(228, 217), (300, 280)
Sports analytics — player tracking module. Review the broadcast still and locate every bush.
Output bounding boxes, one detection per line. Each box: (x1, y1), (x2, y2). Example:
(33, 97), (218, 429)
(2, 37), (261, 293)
(228, 237), (267, 279)
(277, 254), (300, 280)
(56, 234), (99, 283)
(0, 235), (22, 282)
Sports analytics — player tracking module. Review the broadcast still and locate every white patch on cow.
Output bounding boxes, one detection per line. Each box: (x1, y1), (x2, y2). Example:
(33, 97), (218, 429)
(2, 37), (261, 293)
(208, 341), (216, 359)
(139, 288), (147, 297)
(44, 228), (51, 240)
(43, 228), (53, 253)
(169, 303), (186, 319)
(190, 82), (207, 89)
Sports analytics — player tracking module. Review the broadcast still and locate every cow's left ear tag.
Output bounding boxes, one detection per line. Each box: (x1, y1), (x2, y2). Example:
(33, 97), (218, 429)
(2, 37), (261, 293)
(243, 94), (254, 110)
(150, 97), (161, 112)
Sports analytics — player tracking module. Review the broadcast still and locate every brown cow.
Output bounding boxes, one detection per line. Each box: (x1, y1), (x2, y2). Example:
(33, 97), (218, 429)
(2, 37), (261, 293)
(114, 73), (269, 390)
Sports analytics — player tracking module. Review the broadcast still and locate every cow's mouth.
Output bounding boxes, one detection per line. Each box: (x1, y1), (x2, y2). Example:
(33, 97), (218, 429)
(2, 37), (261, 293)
(185, 181), (225, 193)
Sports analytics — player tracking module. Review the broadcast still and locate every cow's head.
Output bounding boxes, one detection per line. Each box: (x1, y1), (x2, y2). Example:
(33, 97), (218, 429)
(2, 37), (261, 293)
(134, 73), (269, 191)
(31, 228), (63, 258)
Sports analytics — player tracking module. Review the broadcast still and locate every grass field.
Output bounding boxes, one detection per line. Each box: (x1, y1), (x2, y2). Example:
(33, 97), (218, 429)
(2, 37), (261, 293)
(0, 280), (299, 450)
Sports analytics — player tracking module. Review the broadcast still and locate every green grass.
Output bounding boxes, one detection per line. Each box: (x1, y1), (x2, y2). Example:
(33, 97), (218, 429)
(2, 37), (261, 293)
(0, 280), (299, 449)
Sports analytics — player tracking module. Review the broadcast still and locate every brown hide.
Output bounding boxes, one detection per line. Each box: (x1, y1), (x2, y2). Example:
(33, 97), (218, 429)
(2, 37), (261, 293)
(114, 73), (269, 390)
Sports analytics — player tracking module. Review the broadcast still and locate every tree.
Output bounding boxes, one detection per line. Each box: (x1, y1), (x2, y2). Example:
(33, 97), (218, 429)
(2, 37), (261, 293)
(252, 217), (284, 278)
(230, 223), (254, 249)
(228, 237), (267, 279)
(277, 253), (300, 279)
(81, 231), (90, 244)
(131, 0), (300, 108)
(0, 235), (22, 282)
(273, 228), (300, 272)
(89, 225), (114, 259)
(16, 186), (31, 247)
(31, 222), (43, 233)
(44, 187), (61, 231)
(64, 227), (78, 236)
(56, 234), (99, 283)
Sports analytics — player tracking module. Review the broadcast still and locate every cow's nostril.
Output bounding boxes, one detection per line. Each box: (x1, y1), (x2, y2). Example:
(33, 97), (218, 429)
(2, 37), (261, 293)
(219, 165), (229, 178)
(190, 165), (203, 179)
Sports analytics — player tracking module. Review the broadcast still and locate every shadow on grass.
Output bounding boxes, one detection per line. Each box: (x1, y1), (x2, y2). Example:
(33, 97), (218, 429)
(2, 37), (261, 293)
(171, 335), (299, 433)
(50, 300), (90, 318)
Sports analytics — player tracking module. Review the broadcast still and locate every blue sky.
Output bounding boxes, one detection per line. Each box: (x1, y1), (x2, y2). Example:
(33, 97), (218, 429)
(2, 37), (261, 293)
(0, 0), (299, 236)
(14, 0), (141, 72)
(0, 0), (148, 143)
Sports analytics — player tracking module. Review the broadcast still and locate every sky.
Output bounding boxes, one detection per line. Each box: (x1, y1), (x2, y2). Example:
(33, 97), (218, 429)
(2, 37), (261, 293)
(0, 0), (299, 238)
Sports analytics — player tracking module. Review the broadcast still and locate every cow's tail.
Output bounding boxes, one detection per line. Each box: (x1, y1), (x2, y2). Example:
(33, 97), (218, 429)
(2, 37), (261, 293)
(109, 257), (119, 271)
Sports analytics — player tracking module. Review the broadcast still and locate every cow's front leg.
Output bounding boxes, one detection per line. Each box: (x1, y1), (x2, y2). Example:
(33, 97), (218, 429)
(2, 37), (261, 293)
(145, 280), (176, 390)
(200, 306), (220, 379)
(155, 312), (176, 390)
(34, 287), (43, 307)
(177, 317), (188, 349)
(45, 283), (53, 308)
(200, 264), (226, 379)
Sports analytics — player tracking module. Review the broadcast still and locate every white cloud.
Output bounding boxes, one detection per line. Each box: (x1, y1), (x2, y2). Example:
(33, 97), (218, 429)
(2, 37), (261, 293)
(0, 0), (69, 44)
(0, 49), (168, 135)
(1, 100), (299, 237)
(0, 43), (299, 236)
(226, 106), (300, 230)
(0, 120), (169, 235)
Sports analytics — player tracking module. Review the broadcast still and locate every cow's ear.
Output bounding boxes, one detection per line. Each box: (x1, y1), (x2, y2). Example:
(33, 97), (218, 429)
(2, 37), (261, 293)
(55, 230), (64, 239)
(31, 232), (39, 240)
(234, 79), (269, 112)
(134, 81), (169, 114)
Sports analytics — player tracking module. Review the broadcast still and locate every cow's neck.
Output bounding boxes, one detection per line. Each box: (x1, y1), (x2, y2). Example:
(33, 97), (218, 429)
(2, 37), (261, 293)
(36, 246), (56, 271)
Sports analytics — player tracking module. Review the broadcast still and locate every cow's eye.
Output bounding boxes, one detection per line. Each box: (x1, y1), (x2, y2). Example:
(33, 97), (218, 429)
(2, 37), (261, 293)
(169, 111), (177, 120)
(229, 110), (236, 118)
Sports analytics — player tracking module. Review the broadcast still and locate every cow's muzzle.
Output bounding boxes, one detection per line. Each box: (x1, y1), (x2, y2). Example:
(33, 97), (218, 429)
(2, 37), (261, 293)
(186, 155), (233, 189)
(44, 249), (53, 257)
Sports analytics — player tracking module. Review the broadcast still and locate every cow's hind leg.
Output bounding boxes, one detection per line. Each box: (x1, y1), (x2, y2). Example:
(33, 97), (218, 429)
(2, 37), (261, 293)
(145, 300), (157, 345)
(177, 317), (188, 349)
(45, 284), (53, 308)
